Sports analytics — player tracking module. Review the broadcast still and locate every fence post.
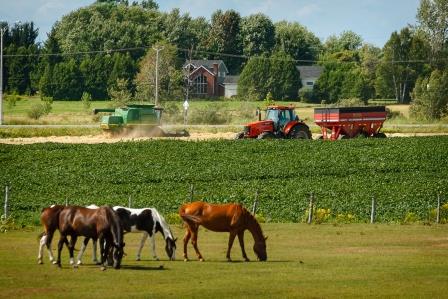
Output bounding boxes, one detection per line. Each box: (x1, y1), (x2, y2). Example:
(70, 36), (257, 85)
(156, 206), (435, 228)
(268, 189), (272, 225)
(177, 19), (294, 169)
(307, 192), (314, 224)
(4, 185), (9, 218)
(189, 184), (194, 202)
(370, 195), (376, 224)
(252, 190), (259, 216)
(128, 195), (132, 208)
(65, 198), (68, 206)
(436, 193), (441, 224)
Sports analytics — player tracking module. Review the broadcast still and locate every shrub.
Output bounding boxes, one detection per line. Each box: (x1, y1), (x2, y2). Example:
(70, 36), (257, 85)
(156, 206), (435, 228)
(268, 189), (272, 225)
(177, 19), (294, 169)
(5, 94), (20, 109)
(81, 92), (92, 110)
(27, 103), (46, 120)
(402, 212), (418, 224)
(335, 98), (366, 107)
(299, 89), (318, 103)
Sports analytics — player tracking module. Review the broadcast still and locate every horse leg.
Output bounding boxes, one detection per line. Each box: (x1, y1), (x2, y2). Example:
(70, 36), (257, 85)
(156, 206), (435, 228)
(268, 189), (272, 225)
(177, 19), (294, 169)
(190, 227), (204, 262)
(38, 233), (47, 264)
(77, 237), (90, 265)
(136, 232), (148, 261)
(226, 232), (237, 262)
(46, 230), (57, 264)
(68, 235), (78, 267)
(237, 231), (250, 262)
(149, 232), (159, 261)
(56, 235), (66, 267)
(92, 239), (98, 264)
(182, 228), (192, 262)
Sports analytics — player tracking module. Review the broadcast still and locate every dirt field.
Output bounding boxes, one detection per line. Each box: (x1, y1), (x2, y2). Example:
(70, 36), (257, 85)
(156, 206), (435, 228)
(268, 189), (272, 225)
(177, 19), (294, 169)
(1, 132), (448, 145)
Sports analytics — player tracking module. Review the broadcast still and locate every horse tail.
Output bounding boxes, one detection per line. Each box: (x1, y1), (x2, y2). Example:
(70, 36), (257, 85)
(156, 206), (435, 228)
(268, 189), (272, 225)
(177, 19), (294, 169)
(179, 213), (202, 224)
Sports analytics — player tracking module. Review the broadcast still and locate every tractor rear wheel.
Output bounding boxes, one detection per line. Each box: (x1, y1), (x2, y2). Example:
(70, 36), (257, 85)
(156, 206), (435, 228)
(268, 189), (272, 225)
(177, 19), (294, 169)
(290, 125), (312, 139)
(257, 132), (276, 139)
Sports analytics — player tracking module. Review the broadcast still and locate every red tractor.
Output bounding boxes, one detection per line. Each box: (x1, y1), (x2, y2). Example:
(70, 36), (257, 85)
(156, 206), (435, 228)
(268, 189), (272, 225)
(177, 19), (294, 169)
(235, 105), (312, 139)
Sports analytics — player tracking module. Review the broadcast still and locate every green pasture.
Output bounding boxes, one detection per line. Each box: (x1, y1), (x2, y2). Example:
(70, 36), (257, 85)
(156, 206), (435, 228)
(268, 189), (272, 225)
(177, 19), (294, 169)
(1, 137), (448, 224)
(0, 224), (447, 298)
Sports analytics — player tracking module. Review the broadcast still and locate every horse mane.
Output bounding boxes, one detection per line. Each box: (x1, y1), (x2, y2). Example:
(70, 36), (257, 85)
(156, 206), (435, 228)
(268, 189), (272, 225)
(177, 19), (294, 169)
(242, 207), (265, 242)
(151, 208), (174, 240)
(103, 206), (123, 245)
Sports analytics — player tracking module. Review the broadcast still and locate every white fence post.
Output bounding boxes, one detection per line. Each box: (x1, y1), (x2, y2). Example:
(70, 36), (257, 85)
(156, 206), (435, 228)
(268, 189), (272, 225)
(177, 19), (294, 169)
(436, 194), (441, 224)
(4, 185), (9, 218)
(307, 192), (314, 224)
(370, 195), (376, 224)
(252, 190), (259, 216)
(128, 195), (132, 208)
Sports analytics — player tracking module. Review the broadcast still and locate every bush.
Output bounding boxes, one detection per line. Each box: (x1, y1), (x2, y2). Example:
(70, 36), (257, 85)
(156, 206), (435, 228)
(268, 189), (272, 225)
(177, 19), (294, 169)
(299, 89), (318, 103)
(5, 94), (20, 109)
(335, 98), (366, 107)
(81, 92), (92, 110)
(27, 103), (46, 120)
(190, 104), (230, 124)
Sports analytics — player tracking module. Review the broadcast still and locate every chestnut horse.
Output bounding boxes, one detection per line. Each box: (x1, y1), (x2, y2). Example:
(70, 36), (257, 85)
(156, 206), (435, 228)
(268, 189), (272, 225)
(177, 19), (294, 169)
(56, 205), (125, 269)
(179, 201), (267, 262)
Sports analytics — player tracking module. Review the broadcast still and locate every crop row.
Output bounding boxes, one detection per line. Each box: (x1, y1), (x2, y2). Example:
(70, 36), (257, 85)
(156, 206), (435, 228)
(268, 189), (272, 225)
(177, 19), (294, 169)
(1, 137), (448, 224)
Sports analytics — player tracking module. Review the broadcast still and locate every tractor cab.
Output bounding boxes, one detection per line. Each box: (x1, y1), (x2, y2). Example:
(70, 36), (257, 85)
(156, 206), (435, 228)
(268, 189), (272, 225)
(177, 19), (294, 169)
(236, 105), (311, 139)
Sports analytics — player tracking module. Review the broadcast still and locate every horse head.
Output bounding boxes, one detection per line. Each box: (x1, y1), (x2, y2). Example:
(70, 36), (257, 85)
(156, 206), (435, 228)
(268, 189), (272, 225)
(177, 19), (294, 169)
(253, 236), (267, 261)
(112, 241), (125, 269)
(165, 237), (177, 261)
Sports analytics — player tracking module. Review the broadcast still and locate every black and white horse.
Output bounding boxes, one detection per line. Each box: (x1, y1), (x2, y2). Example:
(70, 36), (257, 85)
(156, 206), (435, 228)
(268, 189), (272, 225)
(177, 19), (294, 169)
(77, 206), (176, 264)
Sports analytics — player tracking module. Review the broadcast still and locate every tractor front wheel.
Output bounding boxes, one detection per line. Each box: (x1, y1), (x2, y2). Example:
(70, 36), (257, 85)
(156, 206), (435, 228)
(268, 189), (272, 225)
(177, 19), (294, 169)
(289, 125), (312, 139)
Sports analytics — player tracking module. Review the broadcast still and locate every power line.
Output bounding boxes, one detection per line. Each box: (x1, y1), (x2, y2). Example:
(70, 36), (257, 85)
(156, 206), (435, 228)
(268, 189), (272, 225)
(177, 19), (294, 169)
(2, 44), (444, 65)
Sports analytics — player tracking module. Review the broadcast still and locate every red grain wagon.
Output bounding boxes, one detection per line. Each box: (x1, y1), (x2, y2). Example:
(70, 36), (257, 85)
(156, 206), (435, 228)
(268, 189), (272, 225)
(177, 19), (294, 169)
(314, 106), (387, 140)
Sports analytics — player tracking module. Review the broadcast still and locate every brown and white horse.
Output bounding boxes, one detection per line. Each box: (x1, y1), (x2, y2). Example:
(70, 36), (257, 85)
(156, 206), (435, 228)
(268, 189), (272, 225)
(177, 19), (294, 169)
(55, 205), (125, 269)
(179, 201), (267, 262)
(38, 205), (65, 264)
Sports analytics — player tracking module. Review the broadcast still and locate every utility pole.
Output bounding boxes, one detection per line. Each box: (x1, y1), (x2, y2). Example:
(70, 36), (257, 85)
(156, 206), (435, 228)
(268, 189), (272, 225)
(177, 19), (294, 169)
(153, 46), (164, 107)
(0, 23), (7, 125)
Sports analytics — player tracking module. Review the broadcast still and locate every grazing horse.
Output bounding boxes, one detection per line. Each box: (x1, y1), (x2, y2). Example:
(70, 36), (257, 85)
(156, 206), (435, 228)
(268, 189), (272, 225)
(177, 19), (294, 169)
(56, 205), (125, 269)
(113, 206), (177, 261)
(179, 201), (267, 262)
(38, 205), (66, 264)
(77, 206), (177, 264)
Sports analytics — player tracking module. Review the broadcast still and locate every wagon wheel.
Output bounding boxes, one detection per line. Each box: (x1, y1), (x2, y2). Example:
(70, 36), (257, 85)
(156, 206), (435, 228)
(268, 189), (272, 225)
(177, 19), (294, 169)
(257, 132), (276, 139)
(234, 132), (245, 140)
(289, 125), (312, 139)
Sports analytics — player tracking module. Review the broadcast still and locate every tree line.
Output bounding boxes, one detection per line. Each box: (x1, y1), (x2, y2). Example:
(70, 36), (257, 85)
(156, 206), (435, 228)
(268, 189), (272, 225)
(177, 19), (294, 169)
(1, 0), (447, 120)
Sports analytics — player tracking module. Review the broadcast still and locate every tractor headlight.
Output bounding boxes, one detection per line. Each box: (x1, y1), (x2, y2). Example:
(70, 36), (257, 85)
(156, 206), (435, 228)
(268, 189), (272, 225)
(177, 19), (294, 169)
(243, 126), (250, 135)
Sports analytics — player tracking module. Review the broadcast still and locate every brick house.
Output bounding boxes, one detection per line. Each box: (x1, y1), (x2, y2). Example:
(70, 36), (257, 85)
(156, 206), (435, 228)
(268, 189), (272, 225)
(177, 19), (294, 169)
(184, 60), (229, 97)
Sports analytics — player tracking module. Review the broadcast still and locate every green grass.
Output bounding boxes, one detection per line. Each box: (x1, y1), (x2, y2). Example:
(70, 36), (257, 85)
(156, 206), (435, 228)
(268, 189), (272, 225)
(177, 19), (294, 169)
(0, 224), (447, 298)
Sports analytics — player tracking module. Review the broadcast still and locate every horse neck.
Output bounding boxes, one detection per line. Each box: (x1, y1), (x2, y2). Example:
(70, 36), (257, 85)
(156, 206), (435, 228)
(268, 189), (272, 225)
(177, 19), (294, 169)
(245, 212), (264, 243)
(107, 208), (122, 244)
(152, 209), (173, 241)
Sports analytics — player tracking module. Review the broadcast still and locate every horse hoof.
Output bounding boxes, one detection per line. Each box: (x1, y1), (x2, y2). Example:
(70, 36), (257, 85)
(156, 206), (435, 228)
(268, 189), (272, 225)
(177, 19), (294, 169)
(77, 261), (82, 265)
(227, 258), (232, 262)
(244, 259), (250, 262)
(183, 258), (189, 262)
(154, 257), (160, 261)
(199, 258), (204, 262)
(100, 266), (106, 271)
(73, 264), (78, 269)
(38, 259), (43, 265)
(136, 257), (141, 261)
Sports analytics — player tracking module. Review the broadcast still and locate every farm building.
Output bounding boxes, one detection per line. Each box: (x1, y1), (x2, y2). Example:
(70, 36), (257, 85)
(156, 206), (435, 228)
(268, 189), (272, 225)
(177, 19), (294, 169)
(297, 65), (323, 90)
(183, 60), (229, 98)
